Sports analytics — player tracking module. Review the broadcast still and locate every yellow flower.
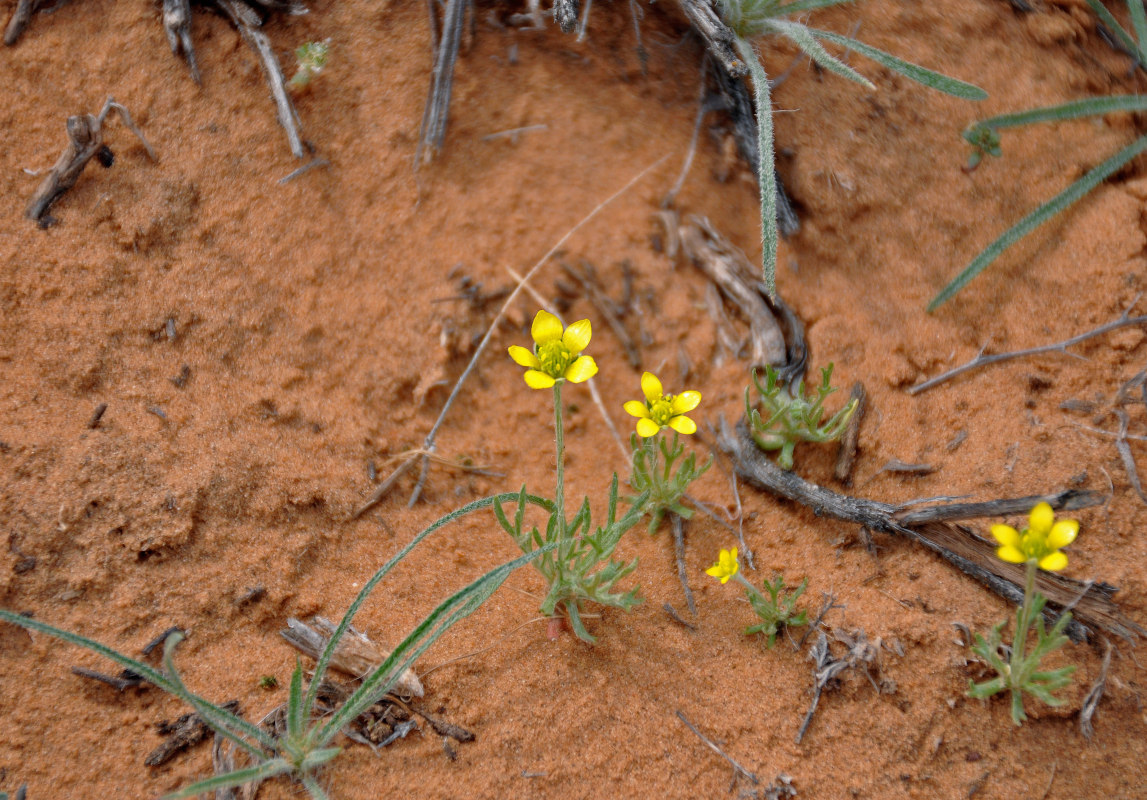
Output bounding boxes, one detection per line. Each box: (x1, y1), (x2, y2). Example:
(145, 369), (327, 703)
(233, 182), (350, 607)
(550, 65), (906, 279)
(623, 372), (702, 438)
(705, 547), (739, 584)
(508, 310), (598, 389)
(990, 502), (1079, 571)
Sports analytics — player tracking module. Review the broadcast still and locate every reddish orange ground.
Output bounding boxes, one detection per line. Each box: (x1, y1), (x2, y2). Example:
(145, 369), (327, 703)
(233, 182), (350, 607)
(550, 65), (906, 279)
(3, 1), (1147, 798)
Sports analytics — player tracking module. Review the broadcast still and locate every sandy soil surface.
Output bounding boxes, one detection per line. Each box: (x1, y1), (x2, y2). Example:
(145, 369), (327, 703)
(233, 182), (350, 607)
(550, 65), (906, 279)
(2, 1), (1147, 798)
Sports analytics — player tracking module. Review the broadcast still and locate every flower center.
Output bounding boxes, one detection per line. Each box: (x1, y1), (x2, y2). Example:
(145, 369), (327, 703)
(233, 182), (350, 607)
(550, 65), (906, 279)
(538, 341), (573, 378)
(649, 397), (675, 427)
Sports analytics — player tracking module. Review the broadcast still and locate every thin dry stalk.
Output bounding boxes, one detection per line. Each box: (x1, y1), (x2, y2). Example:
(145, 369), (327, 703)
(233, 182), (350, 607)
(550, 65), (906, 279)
(354, 156), (666, 516)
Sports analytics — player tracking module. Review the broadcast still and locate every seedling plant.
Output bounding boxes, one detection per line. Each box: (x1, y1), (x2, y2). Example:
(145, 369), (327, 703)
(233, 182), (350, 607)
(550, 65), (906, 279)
(706, 547), (809, 647)
(745, 363), (857, 469)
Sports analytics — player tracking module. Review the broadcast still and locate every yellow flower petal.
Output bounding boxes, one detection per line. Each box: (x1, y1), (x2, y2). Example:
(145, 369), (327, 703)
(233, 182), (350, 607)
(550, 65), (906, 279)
(1038, 551), (1068, 572)
(641, 372), (663, 404)
(1028, 502), (1054, 536)
(997, 545), (1027, 564)
(531, 310), (563, 345)
(563, 355), (598, 383)
(667, 415), (697, 435)
(562, 319), (592, 354)
(1047, 519), (1078, 550)
(991, 524), (1021, 548)
(524, 369), (556, 389)
(623, 400), (650, 419)
(671, 391), (701, 415)
(636, 417), (660, 438)
(508, 345), (540, 369)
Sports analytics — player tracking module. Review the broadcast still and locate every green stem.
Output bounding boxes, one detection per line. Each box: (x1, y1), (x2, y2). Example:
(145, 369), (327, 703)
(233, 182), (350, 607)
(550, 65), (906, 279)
(732, 571), (765, 603)
(1010, 560), (1038, 681)
(552, 382), (567, 541)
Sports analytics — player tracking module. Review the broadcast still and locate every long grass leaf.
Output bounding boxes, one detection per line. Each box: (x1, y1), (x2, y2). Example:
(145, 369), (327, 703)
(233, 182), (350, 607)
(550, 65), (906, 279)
(1127, 0), (1147, 63)
(765, 19), (875, 88)
(776, 0), (856, 14)
(973, 95), (1147, 131)
(1085, 0), (1140, 56)
(810, 29), (987, 99)
(163, 759), (293, 799)
(302, 491), (554, 718)
(0, 609), (273, 755)
(313, 540), (561, 744)
(735, 36), (779, 297)
(929, 132), (1147, 310)
(162, 634), (278, 757)
(287, 659), (305, 741)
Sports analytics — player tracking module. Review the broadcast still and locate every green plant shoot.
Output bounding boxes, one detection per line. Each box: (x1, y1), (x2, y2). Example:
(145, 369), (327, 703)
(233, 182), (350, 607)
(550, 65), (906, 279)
(745, 363), (857, 470)
(706, 547), (809, 647)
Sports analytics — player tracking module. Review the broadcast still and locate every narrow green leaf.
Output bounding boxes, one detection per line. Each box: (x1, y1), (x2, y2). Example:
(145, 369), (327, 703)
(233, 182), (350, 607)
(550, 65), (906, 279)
(301, 491), (553, 720)
(929, 132), (1147, 309)
(776, 0), (857, 14)
(162, 635), (277, 757)
(1127, 0), (1147, 64)
(1085, 0), (1140, 56)
(735, 36), (779, 297)
(163, 758), (292, 798)
(313, 539), (562, 745)
(287, 659), (305, 741)
(810, 29), (988, 99)
(302, 773), (332, 800)
(972, 95), (1147, 132)
(765, 19), (875, 88)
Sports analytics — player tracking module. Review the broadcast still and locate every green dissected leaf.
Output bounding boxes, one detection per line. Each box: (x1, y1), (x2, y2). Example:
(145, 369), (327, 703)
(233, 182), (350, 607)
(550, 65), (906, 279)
(810, 29), (988, 99)
(929, 132), (1147, 310)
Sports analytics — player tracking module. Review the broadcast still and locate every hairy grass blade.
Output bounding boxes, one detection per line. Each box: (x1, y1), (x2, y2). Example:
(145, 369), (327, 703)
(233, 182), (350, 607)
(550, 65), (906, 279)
(765, 20), (875, 88)
(929, 132), (1147, 310)
(1127, 0), (1147, 65)
(163, 759), (293, 799)
(811, 29), (987, 99)
(735, 37), (779, 298)
(1085, 0), (1140, 57)
(972, 95), (1147, 131)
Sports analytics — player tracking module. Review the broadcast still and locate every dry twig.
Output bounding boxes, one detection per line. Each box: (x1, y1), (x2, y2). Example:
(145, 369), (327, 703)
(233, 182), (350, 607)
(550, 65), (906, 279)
(676, 709), (759, 785)
(909, 301), (1147, 395)
(280, 617), (425, 698)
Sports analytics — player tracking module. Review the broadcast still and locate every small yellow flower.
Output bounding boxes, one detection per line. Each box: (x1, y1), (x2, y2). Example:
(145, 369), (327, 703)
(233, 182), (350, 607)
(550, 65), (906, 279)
(623, 372), (701, 438)
(990, 502), (1079, 572)
(705, 547), (739, 584)
(508, 310), (598, 389)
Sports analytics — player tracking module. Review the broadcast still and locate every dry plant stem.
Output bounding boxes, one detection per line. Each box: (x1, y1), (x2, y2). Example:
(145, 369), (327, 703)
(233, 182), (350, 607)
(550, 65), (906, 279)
(354, 156), (666, 516)
(26, 97), (158, 224)
(670, 513), (696, 615)
(675, 710), (758, 785)
(417, 0), (466, 163)
(662, 57), (709, 208)
(677, 0), (746, 77)
(163, 0), (200, 83)
(217, 0), (306, 159)
(909, 304), (1147, 394)
(833, 382), (866, 485)
(1079, 638), (1113, 739)
(558, 260), (641, 368)
(892, 489), (1104, 526)
(3, 0), (36, 45)
(1114, 408), (1147, 504)
(719, 418), (1143, 642)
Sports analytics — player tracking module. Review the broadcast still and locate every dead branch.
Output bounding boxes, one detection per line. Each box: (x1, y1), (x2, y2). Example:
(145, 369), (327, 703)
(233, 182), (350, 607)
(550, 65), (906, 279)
(909, 301), (1147, 395)
(1079, 638), (1113, 739)
(417, 0), (467, 163)
(833, 382), (866, 485)
(1114, 409), (1147, 505)
(719, 418), (1143, 643)
(676, 709), (758, 785)
(280, 617), (425, 698)
(677, 0), (746, 77)
(26, 98), (157, 225)
(670, 513), (696, 615)
(3, 0), (37, 45)
(163, 0), (200, 83)
(216, 0), (307, 158)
